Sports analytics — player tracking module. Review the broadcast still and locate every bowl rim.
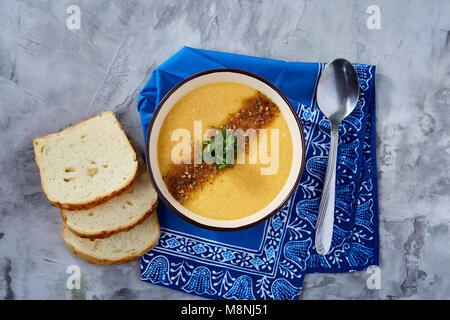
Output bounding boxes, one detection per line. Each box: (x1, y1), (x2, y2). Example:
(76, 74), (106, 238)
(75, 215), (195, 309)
(145, 68), (306, 231)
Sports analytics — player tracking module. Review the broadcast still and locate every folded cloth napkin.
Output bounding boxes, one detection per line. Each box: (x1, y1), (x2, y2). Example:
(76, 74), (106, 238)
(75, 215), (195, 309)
(137, 47), (379, 300)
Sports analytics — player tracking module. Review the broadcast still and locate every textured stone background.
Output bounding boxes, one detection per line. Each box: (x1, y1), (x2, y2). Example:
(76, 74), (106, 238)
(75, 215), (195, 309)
(0, 0), (449, 299)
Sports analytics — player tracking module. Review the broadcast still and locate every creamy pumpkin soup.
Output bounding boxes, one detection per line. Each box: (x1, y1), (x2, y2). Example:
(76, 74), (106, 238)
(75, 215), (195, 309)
(158, 82), (293, 220)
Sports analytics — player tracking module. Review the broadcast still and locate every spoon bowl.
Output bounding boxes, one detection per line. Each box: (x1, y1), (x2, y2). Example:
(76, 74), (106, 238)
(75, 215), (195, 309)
(317, 59), (360, 125)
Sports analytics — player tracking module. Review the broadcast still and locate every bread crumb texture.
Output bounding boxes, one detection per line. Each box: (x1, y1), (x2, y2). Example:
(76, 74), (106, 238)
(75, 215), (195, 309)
(62, 152), (157, 239)
(33, 111), (138, 209)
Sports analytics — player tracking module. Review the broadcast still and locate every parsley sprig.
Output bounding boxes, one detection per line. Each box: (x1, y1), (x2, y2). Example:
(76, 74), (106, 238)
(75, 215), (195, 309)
(202, 128), (237, 169)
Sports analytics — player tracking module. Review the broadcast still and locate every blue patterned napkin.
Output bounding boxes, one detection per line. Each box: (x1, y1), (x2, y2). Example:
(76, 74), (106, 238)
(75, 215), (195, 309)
(137, 47), (379, 300)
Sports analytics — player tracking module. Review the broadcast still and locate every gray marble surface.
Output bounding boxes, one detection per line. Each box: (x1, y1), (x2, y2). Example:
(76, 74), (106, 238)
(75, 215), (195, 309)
(0, 0), (449, 300)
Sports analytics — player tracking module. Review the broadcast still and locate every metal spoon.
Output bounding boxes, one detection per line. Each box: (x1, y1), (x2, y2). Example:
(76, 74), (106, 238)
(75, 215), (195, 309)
(314, 59), (360, 255)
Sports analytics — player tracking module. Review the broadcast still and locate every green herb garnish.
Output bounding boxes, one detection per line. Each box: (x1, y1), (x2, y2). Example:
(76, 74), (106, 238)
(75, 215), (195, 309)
(202, 127), (237, 169)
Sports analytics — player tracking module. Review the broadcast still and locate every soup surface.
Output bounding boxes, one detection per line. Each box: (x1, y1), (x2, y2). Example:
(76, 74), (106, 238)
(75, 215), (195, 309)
(158, 82), (293, 220)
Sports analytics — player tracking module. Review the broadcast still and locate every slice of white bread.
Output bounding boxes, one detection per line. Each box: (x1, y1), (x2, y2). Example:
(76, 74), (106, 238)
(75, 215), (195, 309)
(61, 151), (157, 239)
(62, 210), (160, 265)
(33, 111), (138, 210)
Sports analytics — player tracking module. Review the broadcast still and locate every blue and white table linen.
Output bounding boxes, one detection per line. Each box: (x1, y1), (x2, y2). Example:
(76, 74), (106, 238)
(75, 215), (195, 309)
(137, 47), (379, 300)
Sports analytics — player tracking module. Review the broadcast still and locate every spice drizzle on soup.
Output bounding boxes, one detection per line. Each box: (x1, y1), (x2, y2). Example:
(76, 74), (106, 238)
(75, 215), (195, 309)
(164, 92), (279, 203)
(158, 82), (293, 220)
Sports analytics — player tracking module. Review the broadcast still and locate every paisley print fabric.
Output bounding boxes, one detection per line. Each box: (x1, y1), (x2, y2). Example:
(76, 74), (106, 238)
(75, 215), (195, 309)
(138, 47), (378, 300)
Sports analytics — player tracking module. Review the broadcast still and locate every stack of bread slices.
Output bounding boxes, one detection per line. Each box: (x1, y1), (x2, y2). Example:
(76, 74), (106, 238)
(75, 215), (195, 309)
(33, 111), (160, 265)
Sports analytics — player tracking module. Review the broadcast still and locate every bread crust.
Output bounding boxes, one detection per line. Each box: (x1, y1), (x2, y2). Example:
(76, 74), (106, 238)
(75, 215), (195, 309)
(61, 199), (158, 240)
(33, 111), (138, 211)
(62, 212), (161, 266)
(48, 175), (136, 211)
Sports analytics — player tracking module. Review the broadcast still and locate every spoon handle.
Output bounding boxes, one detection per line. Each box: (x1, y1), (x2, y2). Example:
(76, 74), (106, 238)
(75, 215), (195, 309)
(315, 124), (338, 255)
